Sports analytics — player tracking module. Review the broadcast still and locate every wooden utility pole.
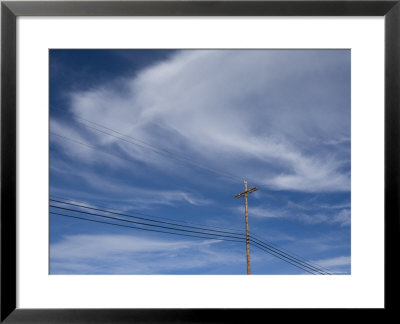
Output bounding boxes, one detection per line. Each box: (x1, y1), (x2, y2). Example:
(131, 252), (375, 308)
(235, 180), (258, 275)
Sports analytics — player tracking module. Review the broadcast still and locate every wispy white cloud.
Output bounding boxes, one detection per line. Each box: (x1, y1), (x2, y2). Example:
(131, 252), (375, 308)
(331, 209), (351, 227)
(53, 50), (350, 193)
(297, 208), (350, 227)
(50, 159), (212, 209)
(232, 202), (350, 228)
(233, 205), (284, 219)
(312, 255), (351, 269)
(50, 234), (243, 274)
(317, 202), (351, 210)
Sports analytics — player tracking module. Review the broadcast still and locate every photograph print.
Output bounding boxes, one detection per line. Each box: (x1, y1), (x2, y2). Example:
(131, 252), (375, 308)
(49, 49), (351, 275)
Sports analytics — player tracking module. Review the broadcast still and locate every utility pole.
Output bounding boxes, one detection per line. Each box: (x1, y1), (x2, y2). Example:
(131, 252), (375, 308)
(235, 180), (258, 275)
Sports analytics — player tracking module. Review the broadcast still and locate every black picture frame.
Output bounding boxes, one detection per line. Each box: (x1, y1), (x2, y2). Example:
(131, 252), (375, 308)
(1, 1), (399, 322)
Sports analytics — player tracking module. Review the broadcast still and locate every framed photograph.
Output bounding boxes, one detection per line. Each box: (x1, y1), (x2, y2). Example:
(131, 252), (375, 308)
(1, 0), (399, 322)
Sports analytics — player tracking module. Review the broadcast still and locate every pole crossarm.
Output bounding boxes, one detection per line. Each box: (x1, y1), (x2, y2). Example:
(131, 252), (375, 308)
(234, 186), (259, 198)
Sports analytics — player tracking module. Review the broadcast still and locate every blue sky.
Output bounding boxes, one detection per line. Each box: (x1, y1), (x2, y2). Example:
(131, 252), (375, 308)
(49, 49), (351, 275)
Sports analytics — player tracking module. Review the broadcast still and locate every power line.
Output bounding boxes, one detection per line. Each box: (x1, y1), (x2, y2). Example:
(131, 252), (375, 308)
(50, 109), (349, 273)
(50, 198), (245, 237)
(51, 109), (350, 235)
(50, 212), (244, 244)
(249, 242), (317, 275)
(51, 132), (139, 165)
(51, 195), (338, 270)
(249, 233), (333, 274)
(52, 106), (240, 182)
(50, 194), (246, 235)
(51, 211), (320, 274)
(50, 203), (328, 274)
(52, 133), (346, 245)
(75, 118), (240, 182)
(51, 195), (331, 273)
(50, 204), (246, 241)
(249, 237), (330, 275)
(51, 130), (348, 261)
(50, 132), (238, 198)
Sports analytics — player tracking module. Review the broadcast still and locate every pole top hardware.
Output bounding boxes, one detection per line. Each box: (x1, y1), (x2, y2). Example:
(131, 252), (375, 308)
(234, 186), (258, 199)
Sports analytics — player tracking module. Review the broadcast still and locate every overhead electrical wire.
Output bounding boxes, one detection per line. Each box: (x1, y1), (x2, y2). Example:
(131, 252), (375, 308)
(52, 211), (323, 275)
(52, 130), (347, 241)
(51, 196), (331, 274)
(52, 106), (239, 182)
(51, 211), (322, 275)
(249, 232), (333, 274)
(50, 199), (331, 274)
(248, 237), (330, 275)
(50, 194), (245, 235)
(49, 109), (346, 272)
(51, 107), (350, 234)
(50, 132), (238, 198)
(248, 242), (317, 275)
(50, 212), (245, 244)
(50, 198), (245, 237)
(50, 204), (246, 241)
(75, 119), (239, 182)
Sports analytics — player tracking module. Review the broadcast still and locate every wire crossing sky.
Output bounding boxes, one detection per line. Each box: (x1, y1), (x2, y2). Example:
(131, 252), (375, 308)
(50, 49), (351, 275)
(50, 197), (331, 274)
